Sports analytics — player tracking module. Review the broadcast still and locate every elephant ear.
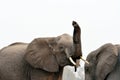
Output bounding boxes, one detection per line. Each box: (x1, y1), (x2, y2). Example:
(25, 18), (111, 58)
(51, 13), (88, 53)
(95, 43), (118, 80)
(24, 38), (59, 72)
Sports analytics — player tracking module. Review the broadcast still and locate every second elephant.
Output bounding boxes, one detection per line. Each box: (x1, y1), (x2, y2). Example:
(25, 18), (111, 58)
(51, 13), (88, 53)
(85, 43), (120, 80)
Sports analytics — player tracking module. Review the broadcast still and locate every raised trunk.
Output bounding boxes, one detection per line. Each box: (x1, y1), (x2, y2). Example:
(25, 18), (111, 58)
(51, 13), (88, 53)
(68, 21), (89, 67)
(72, 21), (82, 59)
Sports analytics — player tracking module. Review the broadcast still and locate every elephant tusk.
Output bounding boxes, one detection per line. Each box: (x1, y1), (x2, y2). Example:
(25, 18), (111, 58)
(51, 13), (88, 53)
(69, 57), (89, 65)
(69, 57), (76, 65)
(80, 57), (89, 64)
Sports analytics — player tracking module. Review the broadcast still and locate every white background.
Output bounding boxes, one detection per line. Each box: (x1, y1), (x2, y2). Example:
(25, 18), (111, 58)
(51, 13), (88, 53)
(0, 0), (120, 58)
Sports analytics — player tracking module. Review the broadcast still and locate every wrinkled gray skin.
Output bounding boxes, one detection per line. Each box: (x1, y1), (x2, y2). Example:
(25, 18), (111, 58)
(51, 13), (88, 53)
(85, 43), (120, 80)
(0, 21), (82, 80)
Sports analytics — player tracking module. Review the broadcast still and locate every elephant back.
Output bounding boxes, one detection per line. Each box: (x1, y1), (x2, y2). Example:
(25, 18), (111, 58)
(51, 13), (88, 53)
(0, 42), (28, 80)
(0, 42), (28, 56)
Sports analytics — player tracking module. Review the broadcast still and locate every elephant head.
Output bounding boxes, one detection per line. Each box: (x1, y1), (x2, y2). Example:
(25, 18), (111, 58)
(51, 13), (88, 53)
(85, 43), (118, 80)
(24, 21), (82, 72)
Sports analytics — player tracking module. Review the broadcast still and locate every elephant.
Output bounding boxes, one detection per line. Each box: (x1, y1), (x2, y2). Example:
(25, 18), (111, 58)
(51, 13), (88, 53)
(85, 43), (120, 80)
(0, 21), (82, 80)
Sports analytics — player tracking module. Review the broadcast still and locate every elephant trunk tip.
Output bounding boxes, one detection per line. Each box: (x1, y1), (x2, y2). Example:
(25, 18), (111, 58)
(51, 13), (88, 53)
(72, 21), (80, 29)
(72, 21), (77, 26)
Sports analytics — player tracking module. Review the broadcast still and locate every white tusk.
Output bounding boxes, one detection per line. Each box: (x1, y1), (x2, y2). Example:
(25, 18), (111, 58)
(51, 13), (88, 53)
(80, 57), (89, 64)
(69, 57), (76, 65)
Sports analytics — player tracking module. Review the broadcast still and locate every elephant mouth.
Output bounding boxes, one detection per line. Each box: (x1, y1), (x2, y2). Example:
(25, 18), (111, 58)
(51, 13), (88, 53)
(69, 56), (89, 66)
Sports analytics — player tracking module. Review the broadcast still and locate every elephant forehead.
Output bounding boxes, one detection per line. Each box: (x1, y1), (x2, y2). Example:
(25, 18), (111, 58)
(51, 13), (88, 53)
(87, 51), (95, 61)
(58, 34), (73, 44)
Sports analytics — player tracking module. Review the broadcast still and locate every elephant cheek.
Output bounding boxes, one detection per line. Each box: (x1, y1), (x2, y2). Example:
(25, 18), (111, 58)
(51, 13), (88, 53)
(56, 54), (71, 67)
(65, 48), (74, 58)
(60, 59), (71, 67)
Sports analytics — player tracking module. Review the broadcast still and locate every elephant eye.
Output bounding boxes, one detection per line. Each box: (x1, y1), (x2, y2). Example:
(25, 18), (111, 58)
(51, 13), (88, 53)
(59, 46), (64, 51)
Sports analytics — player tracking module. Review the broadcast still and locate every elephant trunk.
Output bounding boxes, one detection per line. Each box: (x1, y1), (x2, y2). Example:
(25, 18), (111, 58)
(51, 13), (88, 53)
(72, 21), (82, 59)
(66, 21), (89, 66)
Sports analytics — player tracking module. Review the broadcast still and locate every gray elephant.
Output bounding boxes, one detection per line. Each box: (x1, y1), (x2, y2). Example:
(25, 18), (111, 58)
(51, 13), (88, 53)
(85, 43), (120, 80)
(0, 21), (82, 80)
